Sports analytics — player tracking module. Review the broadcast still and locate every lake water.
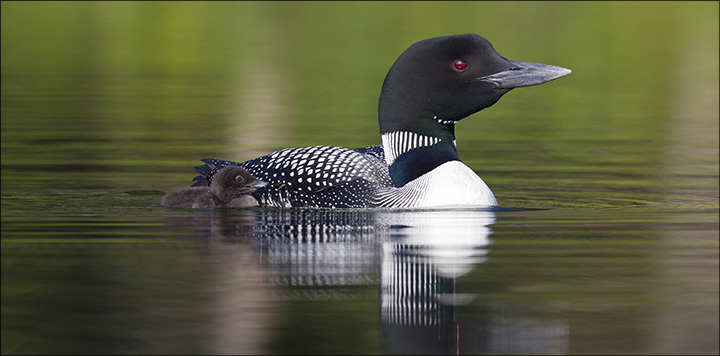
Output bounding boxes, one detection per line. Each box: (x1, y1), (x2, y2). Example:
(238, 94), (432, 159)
(2, 2), (718, 355)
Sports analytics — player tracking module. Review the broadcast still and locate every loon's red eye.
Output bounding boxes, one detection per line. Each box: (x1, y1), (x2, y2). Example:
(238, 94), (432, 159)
(453, 60), (468, 72)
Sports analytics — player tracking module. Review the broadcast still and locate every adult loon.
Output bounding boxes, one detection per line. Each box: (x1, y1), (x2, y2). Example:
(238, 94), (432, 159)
(190, 34), (571, 209)
(162, 166), (265, 208)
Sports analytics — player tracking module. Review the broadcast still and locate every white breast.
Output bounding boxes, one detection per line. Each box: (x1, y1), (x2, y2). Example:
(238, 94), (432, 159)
(376, 161), (497, 208)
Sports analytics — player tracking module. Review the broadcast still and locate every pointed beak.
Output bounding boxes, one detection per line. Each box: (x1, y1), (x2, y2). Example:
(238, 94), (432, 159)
(478, 60), (571, 89)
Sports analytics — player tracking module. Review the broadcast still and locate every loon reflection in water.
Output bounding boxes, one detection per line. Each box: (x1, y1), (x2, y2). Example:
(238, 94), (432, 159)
(172, 208), (569, 354)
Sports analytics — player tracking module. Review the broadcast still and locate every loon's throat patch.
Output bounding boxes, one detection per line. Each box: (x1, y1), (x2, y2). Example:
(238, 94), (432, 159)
(381, 131), (441, 165)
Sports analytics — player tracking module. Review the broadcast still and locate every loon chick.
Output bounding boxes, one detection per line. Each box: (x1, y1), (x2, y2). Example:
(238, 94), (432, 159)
(162, 166), (265, 208)
(191, 34), (571, 208)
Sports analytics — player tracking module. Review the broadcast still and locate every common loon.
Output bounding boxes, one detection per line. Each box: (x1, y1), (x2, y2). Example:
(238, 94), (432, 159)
(190, 34), (571, 209)
(162, 166), (265, 208)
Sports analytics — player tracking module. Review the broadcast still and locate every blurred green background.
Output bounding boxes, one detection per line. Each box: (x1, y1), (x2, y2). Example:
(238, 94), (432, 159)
(2, 1), (717, 208)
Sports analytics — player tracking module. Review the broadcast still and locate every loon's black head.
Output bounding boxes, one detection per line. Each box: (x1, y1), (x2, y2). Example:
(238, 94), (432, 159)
(210, 166), (266, 202)
(378, 34), (571, 188)
(378, 34), (571, 133)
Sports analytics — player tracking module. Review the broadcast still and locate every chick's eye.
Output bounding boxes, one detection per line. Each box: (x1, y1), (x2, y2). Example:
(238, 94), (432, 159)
(235, 175), (244, 183)
(453, 60), (468, 72)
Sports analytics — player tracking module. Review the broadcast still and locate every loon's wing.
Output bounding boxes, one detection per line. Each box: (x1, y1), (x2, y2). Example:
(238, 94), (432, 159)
(192, 145), (392, 208)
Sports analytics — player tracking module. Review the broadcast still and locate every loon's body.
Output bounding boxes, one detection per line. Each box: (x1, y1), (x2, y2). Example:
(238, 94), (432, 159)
(190, 34), (571, 209)
(162, 166), (265, 208)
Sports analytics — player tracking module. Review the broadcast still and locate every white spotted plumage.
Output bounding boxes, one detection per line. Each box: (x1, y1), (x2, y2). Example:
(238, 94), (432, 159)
(198, 145), (496, 209)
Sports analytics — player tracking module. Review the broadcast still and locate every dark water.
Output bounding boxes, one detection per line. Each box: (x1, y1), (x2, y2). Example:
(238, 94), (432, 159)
(2, 2), (718, 355)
